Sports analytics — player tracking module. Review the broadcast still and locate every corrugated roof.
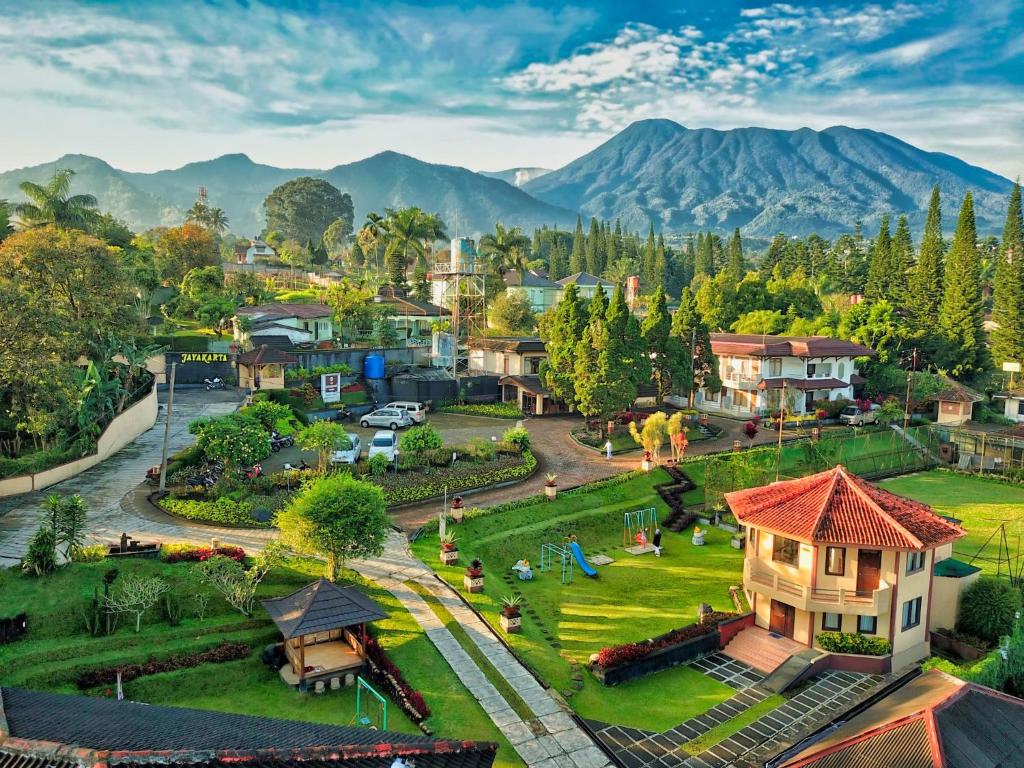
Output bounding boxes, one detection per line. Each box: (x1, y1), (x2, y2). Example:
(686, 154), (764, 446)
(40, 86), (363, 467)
(786, 718), (934, 768)
(556, 272), (616, 288)
(504, 271), (560, 289)
(236, 304), (333, 320)
(726, 466), (965, 549)
(237, 345), (298, 366)
(260, 579), (387, 639)
(710, 333), (875, 358)
(469, 337), (546, 353)
(927, 378), (984, 404)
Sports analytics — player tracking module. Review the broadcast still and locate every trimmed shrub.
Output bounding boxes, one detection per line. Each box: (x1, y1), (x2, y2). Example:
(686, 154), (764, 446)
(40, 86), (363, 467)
(364, 637), (431, 722)
(439, 402), (522, 419)
(595, 612), (735, 668)
(368, 453), (391, 476)
(502, 426), (531, 451)
(72, 544), (108, 563)
(75, 640), (250, 689)
(161, 543), (246, 563)
(158, 497), (267, 528)
(816, 631), (891, 656)
(957, 577), (1022, 644)
(399, 424), (443, 454)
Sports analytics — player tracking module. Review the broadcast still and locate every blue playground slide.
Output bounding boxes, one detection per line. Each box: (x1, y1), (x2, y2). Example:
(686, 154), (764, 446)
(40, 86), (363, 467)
(569, 541), (598, 578)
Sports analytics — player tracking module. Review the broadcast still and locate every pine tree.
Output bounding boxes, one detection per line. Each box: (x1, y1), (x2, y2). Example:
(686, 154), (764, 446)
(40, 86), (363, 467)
(602, 225), (616, 276)
(641, 223), (657, 287)
(574, 324), (614, 423)
(726, 228), (744, 282)
(672, 286), (720, 406)
(909, 186), (944, 332)
(889, 215), (913, 307)
(589, 284), (609, 321)
(570, 217), (585, 274)
(655, 234), (668, 286)
(760, 233), (787, 279)
(992, 180), (1024, 366)
(938, 192), (986, 375)
(411, 254), (430, 301)
(606, 285), (649, 399)
(538, 283), (588, 405)
(865, 215), (891, 301)
(642, 285), (689, 401)
(585, 218), (601, 275)
(386, 243), (406, 287)
(549, 239), (569, 281)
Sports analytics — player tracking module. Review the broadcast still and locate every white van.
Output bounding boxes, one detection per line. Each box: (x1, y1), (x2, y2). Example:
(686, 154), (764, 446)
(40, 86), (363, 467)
(384, 401), (427, 423)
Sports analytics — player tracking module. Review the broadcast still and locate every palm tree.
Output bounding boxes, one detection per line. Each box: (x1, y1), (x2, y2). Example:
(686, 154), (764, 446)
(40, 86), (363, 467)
(381, 207), (447, 285)
(185, 201), (210, 226)
(363, 211), (386, 273)
(14, 169), (98, 230)
(479, 223), (530, 275)
(207, 207), (229, 233)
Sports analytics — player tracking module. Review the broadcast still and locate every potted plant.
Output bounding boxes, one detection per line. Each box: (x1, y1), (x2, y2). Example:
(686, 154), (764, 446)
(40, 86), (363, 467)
(544, 473), (558, 500)
(641, 450), (654, 472)
(464, 558), (484, 593)
(730, 531), (745, 549)
(450, 495), (465, 523)
(500, 594), (522, 633)
(440, 532), (458, 565)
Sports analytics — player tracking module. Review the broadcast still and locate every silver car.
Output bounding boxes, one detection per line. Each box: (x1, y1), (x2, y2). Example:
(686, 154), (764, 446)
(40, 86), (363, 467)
(329, 433), (361, 465)
(384, 401), (427, 423)
(367, 430), (399, 461)
(360, 407), (413, 430)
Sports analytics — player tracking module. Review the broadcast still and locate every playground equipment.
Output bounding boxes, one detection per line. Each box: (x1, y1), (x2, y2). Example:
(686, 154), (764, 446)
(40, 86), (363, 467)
(540, 542), (572, 583)
(512, 559), (534, 581)
(354, 676), (387, 730)
(569, 540), (598, 577)
(624, 507), (659, 554)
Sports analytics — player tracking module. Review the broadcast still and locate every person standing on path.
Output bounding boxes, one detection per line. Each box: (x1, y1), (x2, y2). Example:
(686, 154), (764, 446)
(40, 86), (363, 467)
(605, 439), (613, 460)
(653, 527), (662, 557)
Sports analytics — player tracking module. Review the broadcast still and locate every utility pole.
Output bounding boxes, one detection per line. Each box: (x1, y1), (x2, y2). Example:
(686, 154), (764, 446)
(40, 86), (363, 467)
(776, 379), (786, 482)
(903, 348), (918, 431)
(688, 328), (697, 408)
(158, 362), (177, 493)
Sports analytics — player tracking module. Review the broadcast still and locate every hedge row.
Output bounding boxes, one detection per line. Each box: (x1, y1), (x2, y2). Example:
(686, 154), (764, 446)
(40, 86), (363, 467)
(365, 637), (431, 723)
(160, 543), (247, 563)
(76, 641), (250, 689)
(438, 403), (523, 419)
(595, 611), (735, 668)
(158, 497), (270, 528)
(816, 631), (891, 656)
(378, 450), (537, 506)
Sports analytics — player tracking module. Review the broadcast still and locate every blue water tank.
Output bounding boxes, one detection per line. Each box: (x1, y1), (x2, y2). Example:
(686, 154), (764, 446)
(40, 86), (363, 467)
(363, 354), (385, 380)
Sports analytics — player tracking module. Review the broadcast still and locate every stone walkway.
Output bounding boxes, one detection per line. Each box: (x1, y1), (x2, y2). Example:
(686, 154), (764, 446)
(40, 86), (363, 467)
(353, 531), (613, 768)
(585, 655), (767, 768)
(0, 390), (241, 568)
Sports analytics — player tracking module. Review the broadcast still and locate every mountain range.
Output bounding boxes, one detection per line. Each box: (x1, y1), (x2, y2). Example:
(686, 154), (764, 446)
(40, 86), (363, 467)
(0, 120), (1013, 239)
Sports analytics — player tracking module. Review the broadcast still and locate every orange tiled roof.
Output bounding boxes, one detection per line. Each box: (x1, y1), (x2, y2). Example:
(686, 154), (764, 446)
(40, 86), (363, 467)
(725, 466), (964, 550)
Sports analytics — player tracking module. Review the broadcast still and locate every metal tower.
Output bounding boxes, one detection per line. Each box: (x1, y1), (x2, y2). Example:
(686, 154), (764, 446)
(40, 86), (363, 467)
(431, 237), (487, 380)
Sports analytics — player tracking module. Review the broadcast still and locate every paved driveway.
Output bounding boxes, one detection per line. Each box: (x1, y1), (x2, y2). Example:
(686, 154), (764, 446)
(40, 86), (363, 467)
(0, 389), (241, 568)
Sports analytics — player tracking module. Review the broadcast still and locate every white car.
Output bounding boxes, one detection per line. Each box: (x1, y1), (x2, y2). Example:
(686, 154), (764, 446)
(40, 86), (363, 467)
(329, 433), (361, 465)
(838, 404), (880, 426)
(360, 407), (413, 430)
(367, 430), (399, 461)
(384, 401), (427, 423)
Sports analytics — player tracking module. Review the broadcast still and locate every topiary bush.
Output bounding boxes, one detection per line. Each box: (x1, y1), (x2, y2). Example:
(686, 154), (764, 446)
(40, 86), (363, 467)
(816, 631), (891, 656)
(399, 424), (443, 454)
(502, 426), (531, 451)
(957, 577), (1022, 644)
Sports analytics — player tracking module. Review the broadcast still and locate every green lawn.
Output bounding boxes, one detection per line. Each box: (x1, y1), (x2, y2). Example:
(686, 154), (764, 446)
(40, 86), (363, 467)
(879, 470), (1024, 575)
(410, 470), (740, 730)
(0, 557), (521, 768)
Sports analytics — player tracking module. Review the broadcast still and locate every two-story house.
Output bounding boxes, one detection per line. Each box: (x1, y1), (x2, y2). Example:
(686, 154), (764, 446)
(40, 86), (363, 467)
(467, 337), (563, 415)
(503, 271), (562, 314)
(728, 465), (967, 669)
(236, 238), (277, 265)
(698, 334), (875, 417)
(373, 285), (449, 344)
(234, 303), (335, 349)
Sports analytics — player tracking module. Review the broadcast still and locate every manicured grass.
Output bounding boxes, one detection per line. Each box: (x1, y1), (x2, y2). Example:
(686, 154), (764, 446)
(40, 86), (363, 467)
(410, 470), (739, 730)
(682, 695), (784, 755)
(879, 470), (1024, 575)
(0, 557), (520, 768)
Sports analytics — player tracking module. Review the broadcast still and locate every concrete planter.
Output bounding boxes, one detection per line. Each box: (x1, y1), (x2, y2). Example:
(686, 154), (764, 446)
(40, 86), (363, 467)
(440, 548), (459, 565)
(544, 485), (557, 500)
(500, 614), (522, 633)
(641, 460), (653, 472)
(930, 630), (987, 661)
(592, 630), (720, 686)
(730, 536), (744, 550)
(449, 506), (464, 523)
(464, 574), (484, 593)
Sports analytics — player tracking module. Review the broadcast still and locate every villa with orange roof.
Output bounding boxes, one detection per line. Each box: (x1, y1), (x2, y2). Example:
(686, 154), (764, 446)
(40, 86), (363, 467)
(727, 465), (974, 670)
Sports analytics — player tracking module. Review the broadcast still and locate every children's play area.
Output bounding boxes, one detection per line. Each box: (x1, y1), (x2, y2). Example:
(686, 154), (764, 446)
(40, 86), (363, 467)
(411, 470), (746, 731)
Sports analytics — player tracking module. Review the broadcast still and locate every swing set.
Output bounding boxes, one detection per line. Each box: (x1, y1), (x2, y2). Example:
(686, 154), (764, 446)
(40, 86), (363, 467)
(353, 676), (387, 730)
(623, 507), (658, 554)
(539, 542), (573, 583)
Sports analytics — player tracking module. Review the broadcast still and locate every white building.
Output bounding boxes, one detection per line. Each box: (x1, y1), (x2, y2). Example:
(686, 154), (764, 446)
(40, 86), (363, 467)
(234, 303), (334, 348)
(697, 334), (874, 417)
(502, 271), (562, 314)
(237, 239), (276, 265)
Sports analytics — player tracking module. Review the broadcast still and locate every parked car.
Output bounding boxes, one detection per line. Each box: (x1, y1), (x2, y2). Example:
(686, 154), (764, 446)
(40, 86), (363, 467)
(839, 404), (879, 426)
(383, 401), (427, 423)
(329, 433), (361, 465)
(360, 407), (413, 430)
(367, 430), (399, 461)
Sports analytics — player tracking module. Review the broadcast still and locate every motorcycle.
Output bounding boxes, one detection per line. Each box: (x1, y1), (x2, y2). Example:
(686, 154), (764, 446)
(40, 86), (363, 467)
(241, 463), (263, 480)
(186, 471), (217, 489)
(145, 465), (161, 485)
(204, 377), (225, 391)
(269, 431), (295, 453)
(332, 407), (353, 423)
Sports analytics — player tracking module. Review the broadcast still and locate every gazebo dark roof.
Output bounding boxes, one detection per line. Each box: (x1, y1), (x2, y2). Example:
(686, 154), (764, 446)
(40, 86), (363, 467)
(260, 579), (387, 639)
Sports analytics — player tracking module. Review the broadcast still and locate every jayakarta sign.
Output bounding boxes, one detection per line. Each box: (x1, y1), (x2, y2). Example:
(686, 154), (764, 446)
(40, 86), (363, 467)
(179, 353), (229, 364)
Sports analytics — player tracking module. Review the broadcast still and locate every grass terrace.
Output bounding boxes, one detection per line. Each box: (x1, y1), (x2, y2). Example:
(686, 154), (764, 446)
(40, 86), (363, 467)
(411, 470), (744, 730)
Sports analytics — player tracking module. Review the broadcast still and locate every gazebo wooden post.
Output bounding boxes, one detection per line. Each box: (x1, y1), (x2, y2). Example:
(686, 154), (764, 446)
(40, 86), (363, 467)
(298, 634), (306, 682)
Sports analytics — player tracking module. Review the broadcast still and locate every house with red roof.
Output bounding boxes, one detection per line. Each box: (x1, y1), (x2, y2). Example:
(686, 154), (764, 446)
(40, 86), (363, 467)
(697, 334), (875, 418)
(727, 466), (970, 670)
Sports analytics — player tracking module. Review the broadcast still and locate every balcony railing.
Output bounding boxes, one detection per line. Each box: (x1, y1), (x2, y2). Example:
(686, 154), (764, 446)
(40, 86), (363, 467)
(744, 560), (891, 615)
(722, 372), (762, 388)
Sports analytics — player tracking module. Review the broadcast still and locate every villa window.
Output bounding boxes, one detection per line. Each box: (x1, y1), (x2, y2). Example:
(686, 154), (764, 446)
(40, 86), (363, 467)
(822, 613), (842, 632)
(824, 546), (846, 576)
(768, 358), (783, 377)
(902, 597), (922, 631)
(1018, 400), (1024, 416)
(906, 551), (926, 575)
(857, 615), (877, 635)
(773, 536), (800, 566)
(838, 362), (846, 379)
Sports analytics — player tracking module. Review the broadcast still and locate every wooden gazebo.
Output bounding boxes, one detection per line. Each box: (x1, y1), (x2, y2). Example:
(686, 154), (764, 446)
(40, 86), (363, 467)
(260, 578), (387, 687)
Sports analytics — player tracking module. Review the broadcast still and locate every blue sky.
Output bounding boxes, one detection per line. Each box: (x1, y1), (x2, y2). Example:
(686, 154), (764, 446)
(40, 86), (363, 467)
(1, 0), (1021, 178)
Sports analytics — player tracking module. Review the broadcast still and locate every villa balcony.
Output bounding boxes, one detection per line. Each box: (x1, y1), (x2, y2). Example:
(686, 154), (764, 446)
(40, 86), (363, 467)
(744, 560), (891, 616)
(722, 372), (762, 388)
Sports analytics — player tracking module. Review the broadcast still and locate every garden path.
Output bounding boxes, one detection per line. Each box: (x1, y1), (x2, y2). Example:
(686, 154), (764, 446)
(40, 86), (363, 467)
(353, 530), (614, 768)
(0, 390), (242, 569)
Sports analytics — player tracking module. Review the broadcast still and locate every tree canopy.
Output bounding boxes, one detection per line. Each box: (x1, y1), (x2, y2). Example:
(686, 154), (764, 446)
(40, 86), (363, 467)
(263, 177), (354, 247)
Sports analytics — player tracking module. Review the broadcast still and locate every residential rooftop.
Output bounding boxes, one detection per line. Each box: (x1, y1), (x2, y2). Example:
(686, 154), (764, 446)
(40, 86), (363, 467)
(709, 333), (875, 358)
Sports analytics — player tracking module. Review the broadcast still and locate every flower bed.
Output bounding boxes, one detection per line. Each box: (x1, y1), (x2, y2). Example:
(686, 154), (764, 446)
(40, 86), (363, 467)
(157, 496), (271, 528)
(75, 640), (250, 689)
(160, 543), (247, 563)
(438, 402), (523, 419)
(816, 631), (891, 656)
(364, 637), (431, 726)
(377, 449), (537, 506)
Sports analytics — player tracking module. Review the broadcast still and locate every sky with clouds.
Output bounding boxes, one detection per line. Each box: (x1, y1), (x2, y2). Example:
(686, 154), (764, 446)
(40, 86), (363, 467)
(0, 0), (1021, 178)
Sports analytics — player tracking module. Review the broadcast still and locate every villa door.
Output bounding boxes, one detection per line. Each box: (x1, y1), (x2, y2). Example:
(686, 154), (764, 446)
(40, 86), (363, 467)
(769, 599), (796, 639)
(857, 550), (882, 594)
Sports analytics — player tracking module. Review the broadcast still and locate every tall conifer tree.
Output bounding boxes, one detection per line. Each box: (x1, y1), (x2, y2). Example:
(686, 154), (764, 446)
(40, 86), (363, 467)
(865, 215), (891, 301)
(908, 186), (944, 332)
(726, 228), (744, 282)
(569, 216), (585, 274)
(890, 214), (913, 307)
(938, 193), (986, 375)
(992, 181), (1024, 365)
